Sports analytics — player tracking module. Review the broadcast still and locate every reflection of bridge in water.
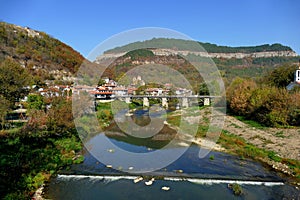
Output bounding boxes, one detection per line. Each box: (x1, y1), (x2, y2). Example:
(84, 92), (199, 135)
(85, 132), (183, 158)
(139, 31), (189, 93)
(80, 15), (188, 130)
(114, 95), (221, 108)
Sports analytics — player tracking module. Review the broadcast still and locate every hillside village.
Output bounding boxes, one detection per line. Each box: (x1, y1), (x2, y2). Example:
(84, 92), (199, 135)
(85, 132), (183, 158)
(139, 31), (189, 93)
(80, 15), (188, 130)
(27, 76), (193, 101)
(9, 64), (299, 124)
(7, 74), (193, 121)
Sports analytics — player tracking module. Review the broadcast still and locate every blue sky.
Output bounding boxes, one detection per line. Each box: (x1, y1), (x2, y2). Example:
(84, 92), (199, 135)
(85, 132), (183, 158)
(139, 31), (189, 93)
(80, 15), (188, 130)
(1, 0), (300, 57)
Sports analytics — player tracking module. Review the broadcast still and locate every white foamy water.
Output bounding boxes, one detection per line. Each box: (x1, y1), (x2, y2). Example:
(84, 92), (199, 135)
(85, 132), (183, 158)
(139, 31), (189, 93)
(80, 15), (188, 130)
(58, 174), (136, 180)
(57, 174), (284, 186)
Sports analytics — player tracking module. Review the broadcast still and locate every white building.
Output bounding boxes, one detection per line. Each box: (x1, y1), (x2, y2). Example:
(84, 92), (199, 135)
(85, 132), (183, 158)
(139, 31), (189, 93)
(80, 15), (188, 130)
(296, 69), (300, 83)
(286, 67), (300, 91)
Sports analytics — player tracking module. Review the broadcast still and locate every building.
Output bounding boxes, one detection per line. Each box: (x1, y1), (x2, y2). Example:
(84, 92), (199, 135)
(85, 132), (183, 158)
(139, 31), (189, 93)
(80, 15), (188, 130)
(145, 88), (169, 96)
(112, 86), (128, 96)
(90, 90), (113, 99)
(286, 65), (300, 91)
(295, 69), (300, 83)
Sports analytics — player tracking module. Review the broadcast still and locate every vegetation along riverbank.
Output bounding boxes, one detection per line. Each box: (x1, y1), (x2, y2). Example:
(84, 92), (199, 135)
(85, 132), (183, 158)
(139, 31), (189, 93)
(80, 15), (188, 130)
(166, 106), (300, 186)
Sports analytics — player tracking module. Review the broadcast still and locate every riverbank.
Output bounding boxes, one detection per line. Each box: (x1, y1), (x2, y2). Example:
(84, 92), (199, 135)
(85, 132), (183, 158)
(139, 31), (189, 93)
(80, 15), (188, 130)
(166, 106), (300, 185)
(36, 105), (300, 199)
(44, 139), (300, 199)
(103, 105), (300, 184)
(0, 131), (84, 199)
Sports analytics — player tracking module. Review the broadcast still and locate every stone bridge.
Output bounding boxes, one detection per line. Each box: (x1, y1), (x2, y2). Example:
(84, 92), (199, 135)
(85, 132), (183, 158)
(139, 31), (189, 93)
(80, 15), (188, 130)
(115, 95), (221, 108)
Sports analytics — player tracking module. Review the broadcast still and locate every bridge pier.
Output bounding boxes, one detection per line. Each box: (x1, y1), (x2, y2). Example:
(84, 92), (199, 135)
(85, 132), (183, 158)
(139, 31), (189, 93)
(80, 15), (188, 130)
(125, 97), (131, 104)
(114, 95), (217, 108)
(143, 97), (149, 107)
(182, 97), (189, 108)
(162, 97), (168, 109)
(204, 98), (210, 106)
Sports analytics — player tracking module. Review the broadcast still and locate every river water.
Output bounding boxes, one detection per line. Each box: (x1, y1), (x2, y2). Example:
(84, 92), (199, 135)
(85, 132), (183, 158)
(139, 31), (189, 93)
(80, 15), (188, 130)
(44, 109), (299, 199)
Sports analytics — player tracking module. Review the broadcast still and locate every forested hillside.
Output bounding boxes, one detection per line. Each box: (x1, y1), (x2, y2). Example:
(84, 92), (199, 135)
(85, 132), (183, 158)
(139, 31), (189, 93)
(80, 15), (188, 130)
(0, 22), (85, 199)
(0, 22), (84, 80)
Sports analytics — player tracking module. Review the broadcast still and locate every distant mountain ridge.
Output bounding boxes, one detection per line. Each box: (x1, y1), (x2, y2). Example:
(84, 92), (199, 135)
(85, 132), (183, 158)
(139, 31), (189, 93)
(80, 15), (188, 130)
(100, 38), (297, 60)
(96, 39), (300, 83)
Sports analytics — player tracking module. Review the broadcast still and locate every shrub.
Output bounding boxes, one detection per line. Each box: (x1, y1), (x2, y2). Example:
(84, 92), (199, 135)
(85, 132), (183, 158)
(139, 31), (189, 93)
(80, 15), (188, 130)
(231, 183), (243, 196)
(227, 77), (299, 127)
(227, 78), (257, 116)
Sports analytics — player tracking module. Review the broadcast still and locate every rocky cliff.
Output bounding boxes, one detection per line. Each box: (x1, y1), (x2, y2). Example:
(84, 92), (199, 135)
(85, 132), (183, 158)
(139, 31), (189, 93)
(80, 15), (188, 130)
(96, 48), (297, 63)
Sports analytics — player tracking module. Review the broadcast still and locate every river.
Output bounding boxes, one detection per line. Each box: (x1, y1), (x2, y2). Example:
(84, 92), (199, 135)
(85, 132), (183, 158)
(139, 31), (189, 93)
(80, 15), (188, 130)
(44, 109), (299, 199)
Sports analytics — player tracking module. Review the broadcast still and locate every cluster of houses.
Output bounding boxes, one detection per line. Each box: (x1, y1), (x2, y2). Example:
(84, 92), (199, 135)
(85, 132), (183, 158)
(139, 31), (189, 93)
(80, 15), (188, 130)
(82, 78), (193, 100)
(21, 85), (72, 101)
(28, 64), (300, 101)
(24, 77), (192, 102)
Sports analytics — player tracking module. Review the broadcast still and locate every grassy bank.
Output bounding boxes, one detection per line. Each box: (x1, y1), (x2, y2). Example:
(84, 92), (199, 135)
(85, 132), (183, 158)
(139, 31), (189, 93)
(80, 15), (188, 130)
(1, 97), (84, 199)
(0, 98), (140, 198)
(0, 129), (83, 199)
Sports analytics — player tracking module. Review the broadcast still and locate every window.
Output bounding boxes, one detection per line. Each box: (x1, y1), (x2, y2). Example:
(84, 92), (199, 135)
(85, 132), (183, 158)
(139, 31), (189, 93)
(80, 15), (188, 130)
(296, 70), (300, 82)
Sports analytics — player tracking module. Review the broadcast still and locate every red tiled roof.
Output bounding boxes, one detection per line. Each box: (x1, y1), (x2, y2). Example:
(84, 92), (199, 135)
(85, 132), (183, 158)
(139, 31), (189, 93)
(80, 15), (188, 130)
(90, 91), (113, 95)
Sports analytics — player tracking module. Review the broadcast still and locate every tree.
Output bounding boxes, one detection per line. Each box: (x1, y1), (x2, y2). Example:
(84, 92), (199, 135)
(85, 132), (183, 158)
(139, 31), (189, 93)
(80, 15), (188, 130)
(258, 88), (290, 126)
(264, 64), (297, 88)
(27, 94), (44, 110)
(0, 95), (10, 129)
(247, 86), (274, 115)
(46, 97), (75, 136)
(25, 109), (48, 133)
(198, 83), (209, 95)
(0, 58), (32, 103)
(97, 78), (106, 86)
(226, 77), (245, 100)
(227, 78), (257, 115)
